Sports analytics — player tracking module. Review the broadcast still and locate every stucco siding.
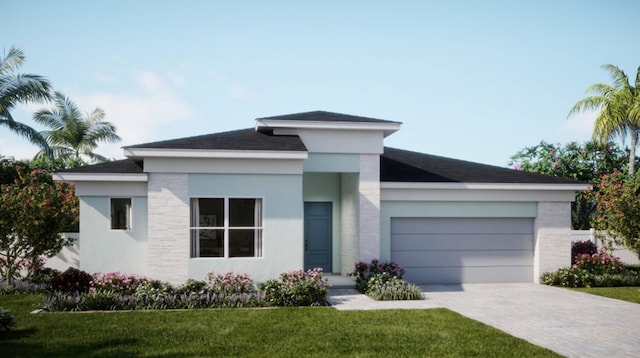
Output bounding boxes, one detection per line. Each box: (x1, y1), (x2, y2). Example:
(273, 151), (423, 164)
(341, 173), (359, 275)
(303, 153), (360, 173)
(79, 196), (148, 275)
(188, 174), (303, 283)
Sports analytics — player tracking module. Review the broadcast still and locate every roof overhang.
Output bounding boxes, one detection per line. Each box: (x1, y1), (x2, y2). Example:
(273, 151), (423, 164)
(123, 148), (308, 160)
(255, 119), (401, 137)
(53, 173), (148, 182)
(381, 182), (591, 191)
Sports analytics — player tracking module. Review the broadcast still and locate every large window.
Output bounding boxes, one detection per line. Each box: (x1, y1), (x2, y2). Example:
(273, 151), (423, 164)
(111, 198), (131, 230)
(190, 198), (263, 258)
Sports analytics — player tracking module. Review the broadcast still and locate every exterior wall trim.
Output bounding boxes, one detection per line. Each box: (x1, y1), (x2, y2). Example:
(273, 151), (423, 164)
(54, 173), (148, 182)
(124, 148), (308, 160)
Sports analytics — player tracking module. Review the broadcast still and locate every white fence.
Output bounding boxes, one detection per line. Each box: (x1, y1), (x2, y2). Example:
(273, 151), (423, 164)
(571, 230), (640, 265)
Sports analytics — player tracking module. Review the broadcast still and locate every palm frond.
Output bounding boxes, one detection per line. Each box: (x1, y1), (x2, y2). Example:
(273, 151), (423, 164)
(0, 117), (52, 155)
(0, 47), (25, 74)
(602, 64), (630, 91)
(0, 74), (52, 112)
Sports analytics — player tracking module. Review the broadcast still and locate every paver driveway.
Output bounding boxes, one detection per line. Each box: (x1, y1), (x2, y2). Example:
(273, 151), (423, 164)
(328, 283), (640, 357)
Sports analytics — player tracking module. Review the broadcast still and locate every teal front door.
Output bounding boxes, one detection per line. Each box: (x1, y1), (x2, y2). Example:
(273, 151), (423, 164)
(304, 202), (332, 272)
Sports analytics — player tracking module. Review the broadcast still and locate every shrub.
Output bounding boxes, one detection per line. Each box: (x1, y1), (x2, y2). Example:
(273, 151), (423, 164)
(135, 280), (175, 299)
(540, 267), (594, 288)
(592, 272), (640, 287)
(78, 290), (118, 311)
(175, 279), (207, 295)
(349, 259), (406, 293)
(573, 249), (624, 275)
(571, 240), (597, 265)
(0, 278), (46, 294)
(49, 268), (93, 293)
(0, 307), (16, 330)
(206, 272), (254, 295)
(90, 272), (148, 295)
(366, 274), (422, 301)
(259, 268), (328, 307)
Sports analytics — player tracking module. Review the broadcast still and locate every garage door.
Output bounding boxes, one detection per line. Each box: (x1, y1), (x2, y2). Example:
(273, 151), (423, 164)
(391, 218), (534, 284)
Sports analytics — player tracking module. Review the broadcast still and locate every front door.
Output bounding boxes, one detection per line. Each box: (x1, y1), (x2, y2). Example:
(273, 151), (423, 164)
(304, 202), (332, 272)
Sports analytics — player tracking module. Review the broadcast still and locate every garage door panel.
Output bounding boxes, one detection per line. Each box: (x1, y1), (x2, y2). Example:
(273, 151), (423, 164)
(393, 250), (534, 267)
(404, 266), (533, 285)
(390, 217), (534, 284)
(392, 234), (534, 251)
(391, 218), (533, 235)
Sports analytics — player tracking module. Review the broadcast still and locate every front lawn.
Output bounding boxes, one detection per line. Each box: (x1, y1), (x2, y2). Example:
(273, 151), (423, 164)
(571, 287), (640, 304)
(0, 295), (559, 357)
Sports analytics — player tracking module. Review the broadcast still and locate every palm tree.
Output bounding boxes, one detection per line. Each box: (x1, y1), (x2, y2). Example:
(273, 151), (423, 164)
(33, 92), (121, 164)
(568, 64), (640, 176)
(0, 47), (52, 154)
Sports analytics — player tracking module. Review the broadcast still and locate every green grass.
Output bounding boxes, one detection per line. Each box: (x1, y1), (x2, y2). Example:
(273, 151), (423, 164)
(572, 286), (640, 304)
(0, 295), (559, 357)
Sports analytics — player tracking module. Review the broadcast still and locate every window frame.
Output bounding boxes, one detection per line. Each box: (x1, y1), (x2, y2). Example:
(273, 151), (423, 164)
(110, 197), (132, 231)
(190, 197), (264, 258)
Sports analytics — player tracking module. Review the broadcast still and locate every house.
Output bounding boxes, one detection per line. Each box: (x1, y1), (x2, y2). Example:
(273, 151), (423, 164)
(54, 111), (588, 285)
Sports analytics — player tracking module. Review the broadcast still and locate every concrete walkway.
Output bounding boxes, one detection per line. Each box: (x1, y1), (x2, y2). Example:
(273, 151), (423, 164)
(328, 283), (640, 358)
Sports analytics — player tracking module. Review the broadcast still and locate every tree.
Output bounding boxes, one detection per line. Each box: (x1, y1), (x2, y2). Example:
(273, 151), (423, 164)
(0, 167), (78, 287)
(0, 47), (52, 155)
(33, 91), (120, 164)
(509, 140), (630, 229)
(568, 64), (640, 176)
(592, 170), (640, 259)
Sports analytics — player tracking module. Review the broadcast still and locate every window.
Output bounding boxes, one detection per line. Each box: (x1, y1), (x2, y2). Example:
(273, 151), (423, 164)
(190, 198), (263, 258)
(111, 198), (131, 230)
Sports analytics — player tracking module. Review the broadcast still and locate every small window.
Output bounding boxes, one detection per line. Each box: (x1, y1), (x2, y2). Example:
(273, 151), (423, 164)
(190, 198), (263, 258)
(111, 198), (131, 230)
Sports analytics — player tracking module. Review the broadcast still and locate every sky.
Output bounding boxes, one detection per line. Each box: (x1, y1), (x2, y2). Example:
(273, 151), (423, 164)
(2, 0), (639, 167)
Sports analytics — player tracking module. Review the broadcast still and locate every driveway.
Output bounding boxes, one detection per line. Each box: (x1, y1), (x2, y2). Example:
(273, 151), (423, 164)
(328, 283), (640, 358)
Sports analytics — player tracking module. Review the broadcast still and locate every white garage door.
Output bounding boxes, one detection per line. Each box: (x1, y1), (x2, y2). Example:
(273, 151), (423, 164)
(391, 218), (534, 284)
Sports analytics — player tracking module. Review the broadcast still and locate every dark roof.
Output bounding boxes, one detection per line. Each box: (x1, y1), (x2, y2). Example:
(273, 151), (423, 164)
(381, 147), (584, 184)
(257, 110), (401, 124)
(125, 128), (307, 152)
(57, 159), (143, 174)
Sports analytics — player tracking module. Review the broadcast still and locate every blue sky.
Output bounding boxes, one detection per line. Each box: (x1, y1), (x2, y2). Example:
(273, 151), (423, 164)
(2, 0), (639, 167)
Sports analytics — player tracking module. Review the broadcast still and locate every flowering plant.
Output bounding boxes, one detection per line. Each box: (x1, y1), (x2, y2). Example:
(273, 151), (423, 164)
(572, 249), (624, 275)
(206, 272), (255, 295)
(90, 272), (148, 295)
(258, 268), (328, 306)
(349, 259), (405, 293)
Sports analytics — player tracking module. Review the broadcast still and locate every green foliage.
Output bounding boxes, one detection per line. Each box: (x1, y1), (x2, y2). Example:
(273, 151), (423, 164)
(567, 64), (640, 176)
(49, 268), (93, 294)
(540, 267), (594, 288)
(592, 171), (640, 258)
(33, 91), (120, 164)
(365, 274), (422, 301)
(258, 268), (328, 307)
(0, 47), (52, 154)
(349, 259), (406, 293)
(509, 141), (630, 229)
(0, 295), (559, 357)
(0, 168), (78, 286)
(0, 306), (16, 330)
(572, 286), (640, 304)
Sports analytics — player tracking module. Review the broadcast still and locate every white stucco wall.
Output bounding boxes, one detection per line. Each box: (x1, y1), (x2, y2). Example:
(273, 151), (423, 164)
(187, 173), (303, 283)
(79, 196), (148, 275)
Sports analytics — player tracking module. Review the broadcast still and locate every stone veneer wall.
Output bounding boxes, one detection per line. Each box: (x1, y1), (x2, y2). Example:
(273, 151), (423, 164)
(358, 154), (381, 261)
(534, 201), (572, 282)
(147, 173), (190, 284)
(340, 173), (358, 275)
